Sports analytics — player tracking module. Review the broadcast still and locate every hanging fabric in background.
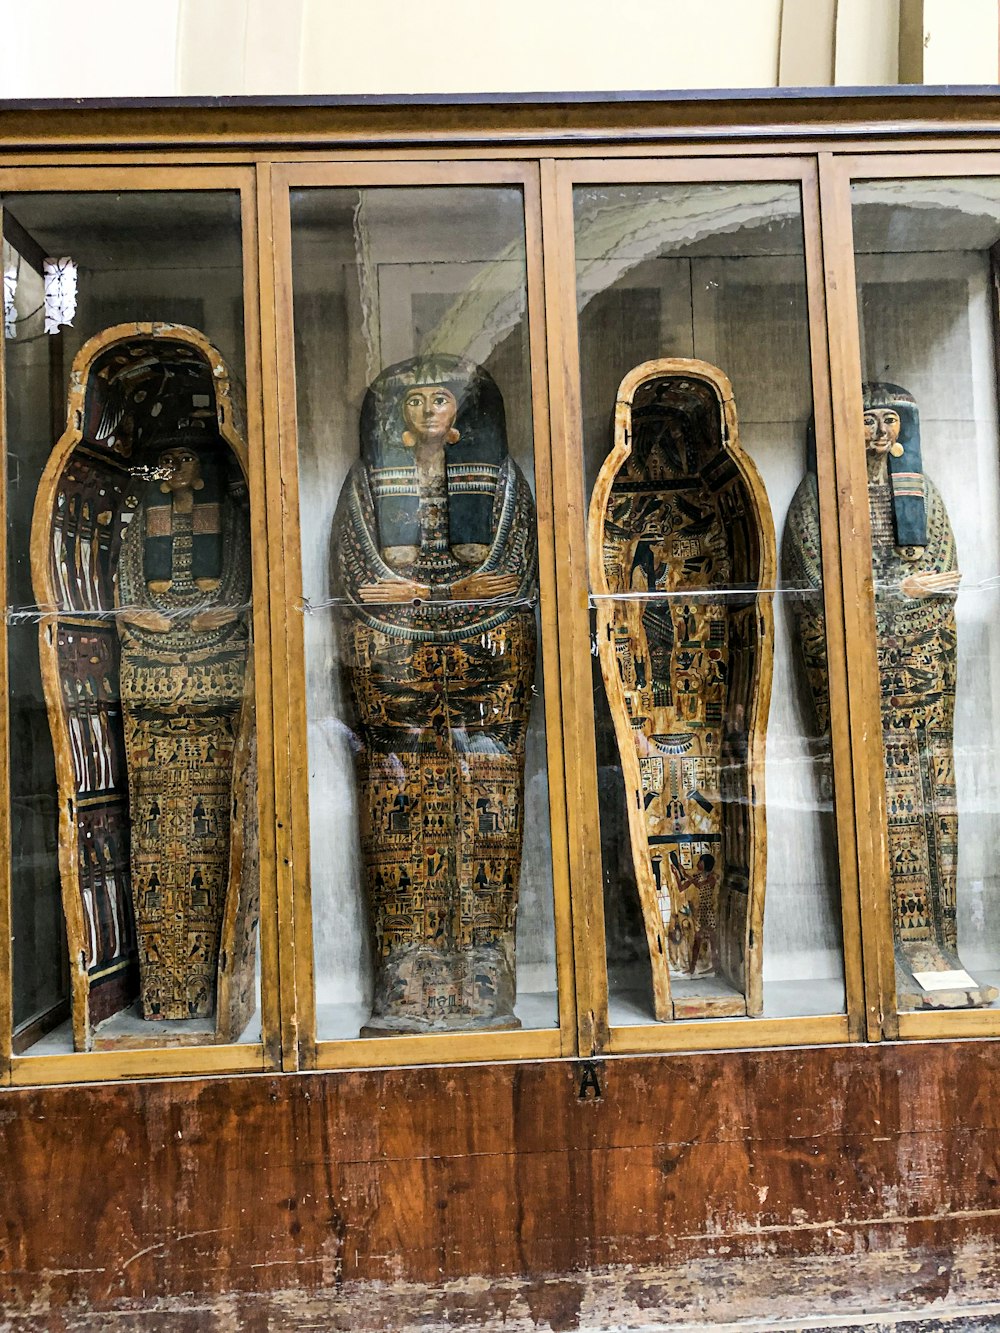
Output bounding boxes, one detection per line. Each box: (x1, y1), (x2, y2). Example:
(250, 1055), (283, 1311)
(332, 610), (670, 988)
(43, 256), (77, 334)
(4, 263), (17, 339)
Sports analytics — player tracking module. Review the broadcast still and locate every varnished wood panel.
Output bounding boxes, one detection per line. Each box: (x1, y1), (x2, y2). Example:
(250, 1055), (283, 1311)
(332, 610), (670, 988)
(4, 1042), (1000, 1319)
(3, 92), (1000, 155)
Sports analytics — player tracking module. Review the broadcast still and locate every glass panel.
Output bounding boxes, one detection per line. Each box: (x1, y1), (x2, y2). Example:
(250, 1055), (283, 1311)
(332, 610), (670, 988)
(574, 181), (844, 1026)
(3, 189), (261, 1055)
(851, 176), (1000, 1013)
(289, 185), (558, 1041)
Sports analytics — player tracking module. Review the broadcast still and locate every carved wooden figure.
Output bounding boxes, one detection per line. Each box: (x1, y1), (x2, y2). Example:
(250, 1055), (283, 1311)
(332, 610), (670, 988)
(31, 324), (258, 1050)
(589, 359), (775, 1021)
(784, 381), (996, 1010)
(334, 355), (537, 1035)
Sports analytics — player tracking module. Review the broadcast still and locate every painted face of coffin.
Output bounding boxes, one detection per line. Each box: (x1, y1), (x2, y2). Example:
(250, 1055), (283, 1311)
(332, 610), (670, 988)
(863, 408), (902, 456)
(157, 446), (204, 495)
(401, 386), (459, 449)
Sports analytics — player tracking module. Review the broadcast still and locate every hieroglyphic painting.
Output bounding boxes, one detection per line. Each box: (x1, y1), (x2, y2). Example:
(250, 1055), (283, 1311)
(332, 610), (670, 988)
(33, 325), (257, 1045)
(334, 355), (538, 1034)
(590, 360), (774, 1020)
(117, 438), (252, 1021)
(785, 381), (995, 1009)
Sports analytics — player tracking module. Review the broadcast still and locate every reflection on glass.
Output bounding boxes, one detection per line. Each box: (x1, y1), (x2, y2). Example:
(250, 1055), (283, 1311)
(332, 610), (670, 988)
(3, 191), (259, 1054)
(290, 186), (558, 1040)
(574, 181), (845, 1026)
(850, 177), (1000, 1010)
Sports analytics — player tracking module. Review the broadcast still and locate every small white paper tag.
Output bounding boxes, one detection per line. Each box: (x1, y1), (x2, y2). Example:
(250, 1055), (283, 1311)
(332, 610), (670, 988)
(912, 968), (977, 992)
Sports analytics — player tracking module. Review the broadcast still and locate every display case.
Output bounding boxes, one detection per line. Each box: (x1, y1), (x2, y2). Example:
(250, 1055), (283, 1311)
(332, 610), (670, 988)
(270, 165), (573, 1068)
(3, 103), (1000, 1086)
(1, 170), (279, 1080)
(824, 155), (1000, 1042)
(553, 165), (854, 1056)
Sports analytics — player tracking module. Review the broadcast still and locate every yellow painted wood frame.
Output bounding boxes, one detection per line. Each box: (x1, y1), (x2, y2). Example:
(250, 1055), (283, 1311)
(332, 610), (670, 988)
(0, 165), (278, 1082)
(544, 154), (864, 1056)
(0, 199), (9, 1087)
(266, 159), (576, 1070)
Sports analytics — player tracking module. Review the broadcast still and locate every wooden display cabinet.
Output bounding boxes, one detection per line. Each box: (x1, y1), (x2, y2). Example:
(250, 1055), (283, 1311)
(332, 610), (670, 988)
(3, 89), (1000, 1328)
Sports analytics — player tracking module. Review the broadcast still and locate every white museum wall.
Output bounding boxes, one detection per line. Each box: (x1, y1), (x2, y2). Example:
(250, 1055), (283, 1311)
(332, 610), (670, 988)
(0, 1), (180, 99)
(1, 0), (996, 101)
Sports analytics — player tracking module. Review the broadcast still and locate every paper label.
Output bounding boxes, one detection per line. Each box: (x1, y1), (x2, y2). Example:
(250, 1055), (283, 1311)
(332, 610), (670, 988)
(912, 968), (977, 992)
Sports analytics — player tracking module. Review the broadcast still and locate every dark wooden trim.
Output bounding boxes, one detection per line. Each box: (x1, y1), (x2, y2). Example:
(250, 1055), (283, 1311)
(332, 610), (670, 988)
(2, 91), (1000, 155)
(0, 85), (998, 111)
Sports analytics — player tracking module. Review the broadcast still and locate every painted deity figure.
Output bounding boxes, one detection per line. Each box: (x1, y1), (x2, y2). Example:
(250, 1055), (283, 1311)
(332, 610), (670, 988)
(117, 434), (252, 1020)
(784, 381), (996, 1009)
(334, 354), (538, 1034)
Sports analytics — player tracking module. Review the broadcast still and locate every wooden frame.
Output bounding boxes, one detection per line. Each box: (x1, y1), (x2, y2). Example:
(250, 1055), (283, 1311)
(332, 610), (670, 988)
(266, 159), (576, 1070)
(0, 165), (279, 1083)
(0, 98), (999, 1083)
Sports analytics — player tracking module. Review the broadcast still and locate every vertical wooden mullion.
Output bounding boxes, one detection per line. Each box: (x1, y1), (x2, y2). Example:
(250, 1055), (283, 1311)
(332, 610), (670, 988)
(801, 160), (868, 1042)
(0, 200), (12, 1083)
(523, 165), (578, 1056)
(539, 159), (610, 1057)
(257, 163), (305, 1070)
(264, 164), (316, 1070)
(243, 169), (283, 1070)
(817, 152), (897, 1041)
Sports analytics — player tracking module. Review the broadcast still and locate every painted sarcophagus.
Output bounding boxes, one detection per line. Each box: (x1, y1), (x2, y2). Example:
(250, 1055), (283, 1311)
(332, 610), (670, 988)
(334, 354), (537, 1035)
(589, 359), (775, 1021)
(784, 381), (996, 1010)
(30, 324), (259, 1050)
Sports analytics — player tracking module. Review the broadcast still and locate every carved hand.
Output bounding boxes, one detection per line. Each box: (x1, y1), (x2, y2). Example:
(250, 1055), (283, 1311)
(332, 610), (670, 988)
(451, 572), (520, 602)
(118, 609), (173, 632)
(358, 579), (433, 604)
(899, 569), (961, 599)
(190, 607), (239, 631)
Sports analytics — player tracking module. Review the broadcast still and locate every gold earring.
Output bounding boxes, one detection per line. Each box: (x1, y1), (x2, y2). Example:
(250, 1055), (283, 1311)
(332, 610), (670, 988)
(890, 442), (904, 458)
(402, 430), (416, 448)
(446, 428), (460, 444)
(159, 481), (171, 493)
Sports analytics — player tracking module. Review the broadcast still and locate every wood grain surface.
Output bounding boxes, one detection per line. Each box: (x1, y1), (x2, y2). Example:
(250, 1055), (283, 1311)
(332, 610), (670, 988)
(4, 1041), (1000, 1326)
(2, 91), (1000, 156)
